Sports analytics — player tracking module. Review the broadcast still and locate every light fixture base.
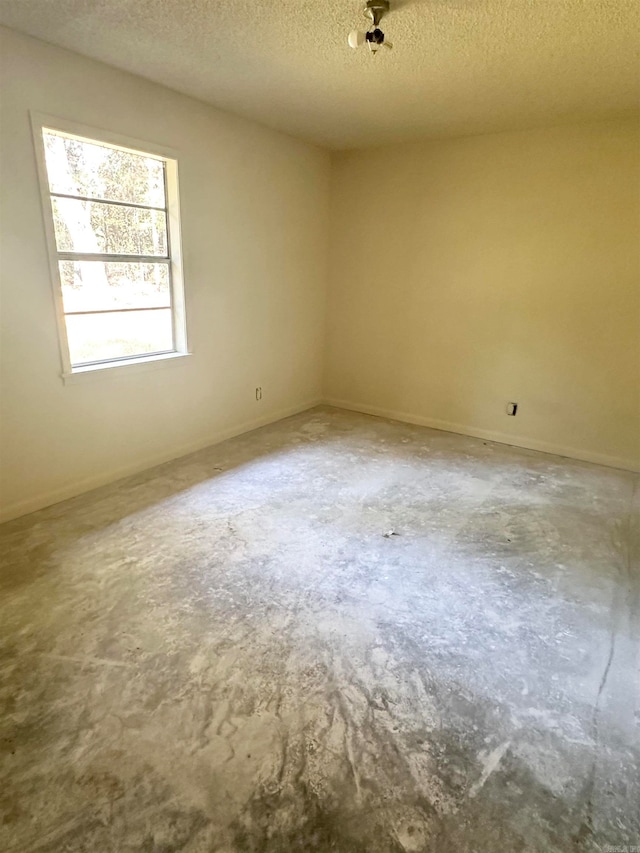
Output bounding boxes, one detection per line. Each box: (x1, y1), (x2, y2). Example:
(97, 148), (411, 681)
(364, 0), (390, 28)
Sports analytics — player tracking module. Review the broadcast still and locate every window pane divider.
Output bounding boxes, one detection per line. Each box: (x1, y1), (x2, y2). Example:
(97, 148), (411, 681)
(58, 252), (170, 263)
(50, 191), (166, 213)
(64, 306), (171, 316)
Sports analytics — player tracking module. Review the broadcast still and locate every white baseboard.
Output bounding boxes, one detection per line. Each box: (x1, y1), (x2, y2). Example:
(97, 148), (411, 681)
(324, 397), (640, 474)
(0, 399), (322, 524)
(3, 396), (636, 524)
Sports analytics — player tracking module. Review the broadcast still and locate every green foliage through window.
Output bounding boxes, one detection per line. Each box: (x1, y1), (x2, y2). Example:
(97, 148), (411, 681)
(42, 129), (176, 366)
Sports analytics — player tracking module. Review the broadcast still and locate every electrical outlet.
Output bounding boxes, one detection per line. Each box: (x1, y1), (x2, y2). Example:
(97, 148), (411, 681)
(506, 402), (518, 416)
(255, 387), (262, 401)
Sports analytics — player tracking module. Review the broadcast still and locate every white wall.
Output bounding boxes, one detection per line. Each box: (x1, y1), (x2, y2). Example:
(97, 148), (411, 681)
(2, 28), (638, 523)
(325, 120), (640, 471)
(0, 27), (330, 521)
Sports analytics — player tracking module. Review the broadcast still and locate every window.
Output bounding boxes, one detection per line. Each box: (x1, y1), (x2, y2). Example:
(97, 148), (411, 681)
(33, 117), (188, 378)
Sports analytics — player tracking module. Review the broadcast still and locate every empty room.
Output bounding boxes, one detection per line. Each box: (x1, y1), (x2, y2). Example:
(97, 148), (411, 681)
(0, 1), (638, 851)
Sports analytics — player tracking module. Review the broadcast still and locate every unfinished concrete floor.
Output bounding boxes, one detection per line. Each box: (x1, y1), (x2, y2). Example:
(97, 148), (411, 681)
(1, 407), (638, 852)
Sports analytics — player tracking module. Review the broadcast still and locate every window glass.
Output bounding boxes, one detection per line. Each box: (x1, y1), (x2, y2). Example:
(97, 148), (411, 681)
(59, 262), (170, 313)
(65, 310), (174, 364)
(43, 132), (165, 207)
(51, 198), (167, 256)
(41, 127), (183, 369)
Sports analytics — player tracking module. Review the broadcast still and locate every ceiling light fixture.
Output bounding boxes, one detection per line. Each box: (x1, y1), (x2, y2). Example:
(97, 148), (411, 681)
(348, 0), (393, 54)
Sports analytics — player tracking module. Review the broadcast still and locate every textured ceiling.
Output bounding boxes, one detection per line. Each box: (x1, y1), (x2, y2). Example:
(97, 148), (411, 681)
(1, 0), (638, 149)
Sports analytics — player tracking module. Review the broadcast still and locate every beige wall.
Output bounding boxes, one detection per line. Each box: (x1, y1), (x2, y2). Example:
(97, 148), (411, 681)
(1, 28), (638, 523)
(325, 120), (640, 471)
(0, 28), (330, 521)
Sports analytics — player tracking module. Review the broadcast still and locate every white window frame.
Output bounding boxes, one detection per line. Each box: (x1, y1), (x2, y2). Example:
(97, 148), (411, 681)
(31, 112), (190, 384)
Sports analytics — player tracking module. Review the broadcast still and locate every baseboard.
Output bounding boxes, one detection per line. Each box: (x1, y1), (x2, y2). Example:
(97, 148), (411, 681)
(0, 399), (322, 524)
(3, 396), (636, 523)
(324, 397), (640, 474)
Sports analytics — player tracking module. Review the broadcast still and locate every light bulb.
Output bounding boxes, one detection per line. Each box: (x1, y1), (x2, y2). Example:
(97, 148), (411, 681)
(348, 30), (366, 49)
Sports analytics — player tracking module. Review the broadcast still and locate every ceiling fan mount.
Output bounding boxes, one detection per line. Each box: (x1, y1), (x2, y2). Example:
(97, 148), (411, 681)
(348, 0), (393, 54)
(364, 0), (390, 28)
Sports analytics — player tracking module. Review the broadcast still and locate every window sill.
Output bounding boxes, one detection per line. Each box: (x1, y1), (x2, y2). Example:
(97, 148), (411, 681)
(61, 351), (192, 385)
